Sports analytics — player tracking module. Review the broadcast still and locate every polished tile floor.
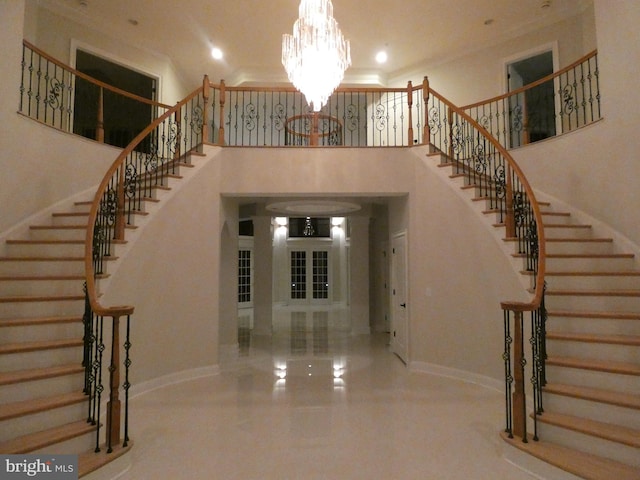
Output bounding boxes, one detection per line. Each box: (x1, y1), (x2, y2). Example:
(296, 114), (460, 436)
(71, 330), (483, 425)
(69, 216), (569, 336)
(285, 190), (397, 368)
(112, 310), (552, 480)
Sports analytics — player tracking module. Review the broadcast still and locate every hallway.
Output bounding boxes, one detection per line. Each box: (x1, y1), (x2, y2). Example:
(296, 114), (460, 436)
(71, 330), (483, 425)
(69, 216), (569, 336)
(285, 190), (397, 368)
(105, 310), (558, 480)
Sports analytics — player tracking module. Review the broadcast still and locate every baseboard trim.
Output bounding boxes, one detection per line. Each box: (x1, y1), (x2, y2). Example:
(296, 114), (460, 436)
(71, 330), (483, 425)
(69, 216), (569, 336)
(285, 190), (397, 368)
(409, 361), (503, 392)
(129, 365), (220, 400)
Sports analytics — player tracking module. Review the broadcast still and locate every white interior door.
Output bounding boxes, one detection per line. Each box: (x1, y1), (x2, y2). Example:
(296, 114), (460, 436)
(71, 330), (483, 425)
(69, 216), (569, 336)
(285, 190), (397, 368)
(390, 232), (408, 363)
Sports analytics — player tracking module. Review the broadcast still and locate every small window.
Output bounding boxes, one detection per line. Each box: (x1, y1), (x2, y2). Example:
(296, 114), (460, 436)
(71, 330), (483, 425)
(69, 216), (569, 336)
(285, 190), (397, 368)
(288, 217), (331, 238)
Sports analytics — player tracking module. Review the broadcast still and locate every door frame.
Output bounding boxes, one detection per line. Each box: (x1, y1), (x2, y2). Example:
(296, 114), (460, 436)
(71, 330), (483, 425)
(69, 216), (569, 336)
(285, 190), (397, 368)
(503, 42), (560, 147)
(390, 231), (408, 363)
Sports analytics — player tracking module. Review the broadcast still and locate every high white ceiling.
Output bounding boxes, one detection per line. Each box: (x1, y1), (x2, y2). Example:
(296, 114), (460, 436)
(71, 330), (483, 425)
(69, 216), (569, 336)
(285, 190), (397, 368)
(40, 0), (592, 88)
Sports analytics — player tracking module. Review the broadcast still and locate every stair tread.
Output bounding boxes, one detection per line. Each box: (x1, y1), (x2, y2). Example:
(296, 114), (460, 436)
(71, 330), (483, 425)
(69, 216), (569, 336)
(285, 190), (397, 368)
(546, 271), (640, 276)
(543, 224), (592, 228)
(0, 338), (83, 355)
(0, 294), (84, 303)
(0, 420), (95, 454)
(537, 410), (640, 448)
(547, 309), (640, 320)
(544, 383), (640, 410)
(0, 391), (88, 421)
(6, 239), (85, 245)
(501, 432), (640, 480)
(546, 355), (640, 376)
(546, 288), (640, 296)
(78, 441), (133, 477)
(0, 364), (84, 386)
(546, 237), (613, 243)
(0, 256), (84, 261)
(546, 253), (634, 258)
(0, 274), (84, 281)
(546, 332), (640, 346)
(52, 212), (89, 217)
(30, 225), (87, 229)
(0, 315), (83, 327)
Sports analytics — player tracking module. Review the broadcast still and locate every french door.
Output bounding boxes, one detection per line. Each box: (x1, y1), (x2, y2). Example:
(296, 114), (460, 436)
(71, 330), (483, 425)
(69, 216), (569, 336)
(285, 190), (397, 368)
(289, 248), (331, 305)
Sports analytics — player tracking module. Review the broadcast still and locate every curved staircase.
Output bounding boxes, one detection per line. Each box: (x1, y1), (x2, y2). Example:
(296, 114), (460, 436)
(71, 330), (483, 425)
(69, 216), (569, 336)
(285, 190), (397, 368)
(429, 149), (640, 479)
(0, 151), (204, 476)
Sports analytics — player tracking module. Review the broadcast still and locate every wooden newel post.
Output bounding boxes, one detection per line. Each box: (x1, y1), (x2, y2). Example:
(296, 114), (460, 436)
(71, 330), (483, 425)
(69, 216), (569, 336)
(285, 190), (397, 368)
(218, 79), (226, 146)
(407, 81), (414, 146)
(202, 75), (210, 144)
(512, 310), (527, 441)
(422, 76), (430, 143)
(106, 315), (122, 452)
(96, 87), (105, 143)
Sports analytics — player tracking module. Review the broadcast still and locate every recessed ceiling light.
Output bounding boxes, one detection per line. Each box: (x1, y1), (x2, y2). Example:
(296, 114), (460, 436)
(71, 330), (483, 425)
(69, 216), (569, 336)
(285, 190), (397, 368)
(375, 51), (388, 64)
(211, 47), (223, 60)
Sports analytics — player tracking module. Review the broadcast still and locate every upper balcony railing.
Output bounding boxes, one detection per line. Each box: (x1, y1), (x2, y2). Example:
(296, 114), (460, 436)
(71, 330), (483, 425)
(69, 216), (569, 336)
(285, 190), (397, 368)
(462, 50), (600, 149)
(203, 79), (424, 147)
(19, 41), (172, 147)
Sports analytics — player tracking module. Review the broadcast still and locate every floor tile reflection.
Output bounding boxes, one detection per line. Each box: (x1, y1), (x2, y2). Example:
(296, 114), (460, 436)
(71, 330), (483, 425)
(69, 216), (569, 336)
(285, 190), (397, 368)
(112, 308), (549, 480)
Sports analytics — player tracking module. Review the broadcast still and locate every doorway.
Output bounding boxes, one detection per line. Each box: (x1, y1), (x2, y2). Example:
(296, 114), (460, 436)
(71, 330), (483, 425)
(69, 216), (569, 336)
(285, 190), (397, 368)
(390, 232), (408, 363)
(73, 49), (157, 148)
(506, 49), (556, 147)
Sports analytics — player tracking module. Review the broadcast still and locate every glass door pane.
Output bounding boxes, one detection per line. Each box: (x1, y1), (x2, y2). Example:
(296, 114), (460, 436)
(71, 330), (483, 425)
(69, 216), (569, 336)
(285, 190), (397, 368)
(290, 250), (307, 300)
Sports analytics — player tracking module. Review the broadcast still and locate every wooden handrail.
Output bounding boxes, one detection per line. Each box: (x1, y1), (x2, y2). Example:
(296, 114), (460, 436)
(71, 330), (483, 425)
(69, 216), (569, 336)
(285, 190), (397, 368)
(24, 40), (172, 110)
(461, 49), (597, 111)
(428, 88), (547, 313)
(83, 85), (204, 318)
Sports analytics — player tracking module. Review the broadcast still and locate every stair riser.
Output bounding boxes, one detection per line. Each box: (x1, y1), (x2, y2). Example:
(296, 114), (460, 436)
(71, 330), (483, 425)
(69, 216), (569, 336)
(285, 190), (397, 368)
(542, 394), (640, 430)
(0, 261), (84, 277)
(545, 257), (636, 271)
(0, 322), (84, 344)
(50, 215), (90, 227)
(545, 365), (640, 395)
(0, 374), (85, 405)
(0, 299), (85, 318)
(0, 279), (85, 297)
(546, 316), (640, 336)
(0, 402), (88, 443)
(5, 243), (85, 257)
(536, 422), (640, 468)
(546, 275), (640, 290)
(545, 295), (640, 312)
(28, 228), (87, 241)
(543, 227), (593, 239)
(546, 340), (640, 365)
(0, 347), (83, 372)
(545, 242), (614, 255)
(31, 430), (96, 456)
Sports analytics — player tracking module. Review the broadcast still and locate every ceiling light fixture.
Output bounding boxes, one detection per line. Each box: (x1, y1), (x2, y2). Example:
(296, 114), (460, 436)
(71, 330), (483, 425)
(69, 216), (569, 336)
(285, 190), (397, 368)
(211, 47), (223, 60)
(375, 51), (388, 64)
(282, 0), (351, 112)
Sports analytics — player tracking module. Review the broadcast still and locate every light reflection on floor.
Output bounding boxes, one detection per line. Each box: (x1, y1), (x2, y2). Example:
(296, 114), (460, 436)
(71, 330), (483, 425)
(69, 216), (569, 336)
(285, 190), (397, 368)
(112, 307), (550, 480)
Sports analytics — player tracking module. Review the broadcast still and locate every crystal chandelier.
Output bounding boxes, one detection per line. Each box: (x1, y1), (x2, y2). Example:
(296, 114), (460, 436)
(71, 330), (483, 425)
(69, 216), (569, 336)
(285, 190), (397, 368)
(282, 0), (351, 112)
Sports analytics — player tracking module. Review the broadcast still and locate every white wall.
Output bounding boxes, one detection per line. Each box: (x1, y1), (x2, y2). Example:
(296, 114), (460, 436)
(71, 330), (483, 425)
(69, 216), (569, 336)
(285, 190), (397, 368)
(394, 7), (596, 106)
(0, 0), (117, 238)
(100, 145), (524, 384)
(29, 0), (190, 105)
(511, 0), (640, 249)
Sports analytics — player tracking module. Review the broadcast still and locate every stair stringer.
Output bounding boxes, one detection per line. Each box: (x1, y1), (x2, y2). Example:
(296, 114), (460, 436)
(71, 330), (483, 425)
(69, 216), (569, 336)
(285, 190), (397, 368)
(413, 147), (535, 298)
(532, 189), (640, 264)
(94, 146), (223, 300)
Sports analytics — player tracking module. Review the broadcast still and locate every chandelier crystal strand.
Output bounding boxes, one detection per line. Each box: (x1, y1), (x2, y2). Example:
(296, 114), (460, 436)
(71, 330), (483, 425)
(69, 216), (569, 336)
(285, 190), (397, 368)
(282, 0), (351, 111)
